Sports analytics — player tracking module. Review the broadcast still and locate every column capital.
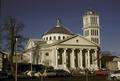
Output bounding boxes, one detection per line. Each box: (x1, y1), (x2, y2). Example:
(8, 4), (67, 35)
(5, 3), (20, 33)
(86, 49), (91, 51)
(94, 49), (98, 53)
(55, 48), (59, 50)
(79, 48), (83, 51)
(63, 48), (67, 50)
(71, 48), (75, 50)
(94, 49), (98, 51)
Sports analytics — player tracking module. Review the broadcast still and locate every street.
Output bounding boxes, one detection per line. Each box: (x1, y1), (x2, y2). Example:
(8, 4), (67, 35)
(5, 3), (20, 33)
(2, 75), (113, 81)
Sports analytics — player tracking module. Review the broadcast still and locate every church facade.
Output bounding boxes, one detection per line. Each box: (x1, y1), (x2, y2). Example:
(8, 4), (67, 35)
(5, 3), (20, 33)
(23, 10), (101, 71)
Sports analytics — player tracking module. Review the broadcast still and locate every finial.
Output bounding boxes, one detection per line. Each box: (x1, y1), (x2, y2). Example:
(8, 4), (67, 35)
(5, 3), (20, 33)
(56, 17), (61, 27)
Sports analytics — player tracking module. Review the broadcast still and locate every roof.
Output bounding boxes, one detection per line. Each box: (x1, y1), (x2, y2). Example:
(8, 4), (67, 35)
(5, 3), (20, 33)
(44, 18), (73, 35)
(53, 34), (99, 46)
(44, 27), (73, 35)
(25, 38), (46, 49)
(113, 57), (120, 61)
(84, 9), (97, 15)
(101, 56), (117, 62)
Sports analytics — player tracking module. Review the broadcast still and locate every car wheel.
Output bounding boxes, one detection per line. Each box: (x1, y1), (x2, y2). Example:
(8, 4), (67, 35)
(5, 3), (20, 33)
(112, 77), (117, 81)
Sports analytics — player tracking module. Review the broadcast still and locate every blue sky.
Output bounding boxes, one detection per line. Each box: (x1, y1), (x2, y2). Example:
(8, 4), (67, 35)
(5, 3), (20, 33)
(0, 0), (120, 55)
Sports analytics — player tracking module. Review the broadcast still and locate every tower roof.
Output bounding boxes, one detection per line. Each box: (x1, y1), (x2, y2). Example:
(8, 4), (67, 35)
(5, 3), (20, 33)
(44, 18), (73, 35)
(84, 9), (97, 15)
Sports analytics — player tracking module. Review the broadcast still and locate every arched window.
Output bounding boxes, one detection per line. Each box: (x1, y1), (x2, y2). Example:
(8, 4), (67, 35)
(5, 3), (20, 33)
(87, 30), (89, 36)
(96, 30), (98, 36)
(91, 30), (93, 35)
(63, 36), (65, 39)
(93, 30), (94, 35)
(49, 36), (52, 40)
(43, 38), (45, 40)
(58, 36), (61, 40)
(91, 17), (97, 25)
(95, 30), (96, 35)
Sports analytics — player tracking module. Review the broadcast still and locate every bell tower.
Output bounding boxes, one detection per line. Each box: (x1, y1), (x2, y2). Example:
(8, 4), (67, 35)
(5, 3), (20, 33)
(83, 10), (100, 45)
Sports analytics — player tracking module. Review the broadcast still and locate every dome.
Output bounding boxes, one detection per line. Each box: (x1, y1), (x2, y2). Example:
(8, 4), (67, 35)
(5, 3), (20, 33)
(44, 27), (73, 35)
(44, 18), (73, 35)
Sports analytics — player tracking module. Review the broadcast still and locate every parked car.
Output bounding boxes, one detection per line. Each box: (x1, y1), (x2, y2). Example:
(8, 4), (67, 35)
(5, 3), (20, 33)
(0, 71), (8, 79)
(25, 69), (71, 77)
(110, 71), (120, 81)
(46, 69), (71, 77)
(26, 71), (36, 77)
(34, 72), (42, 77)
(55, 69), (71, 77)
(46, 70), (56, 77)
(17, 72), (29, 78)
(95, 69), (110, 75)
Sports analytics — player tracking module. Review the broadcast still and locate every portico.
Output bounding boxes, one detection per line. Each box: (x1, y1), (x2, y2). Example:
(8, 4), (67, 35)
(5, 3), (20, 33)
(54, 47), (98, 70)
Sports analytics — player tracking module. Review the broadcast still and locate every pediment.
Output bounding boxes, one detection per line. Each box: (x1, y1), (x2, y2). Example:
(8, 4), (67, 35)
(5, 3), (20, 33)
(59, 35), (97, 46)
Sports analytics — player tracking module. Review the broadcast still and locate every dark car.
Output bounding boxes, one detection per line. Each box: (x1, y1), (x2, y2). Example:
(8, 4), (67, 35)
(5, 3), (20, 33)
(46, 70), (56, 77)
(0, 71), (9, 79)
(46, 69), (71, 77)
(55, 69), (71, 77)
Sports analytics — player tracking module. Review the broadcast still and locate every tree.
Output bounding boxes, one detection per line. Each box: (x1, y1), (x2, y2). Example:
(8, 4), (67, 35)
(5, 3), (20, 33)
(1, 16), (26, 77)
(101, 51), (112, 56)
(0, 25), (3, 50)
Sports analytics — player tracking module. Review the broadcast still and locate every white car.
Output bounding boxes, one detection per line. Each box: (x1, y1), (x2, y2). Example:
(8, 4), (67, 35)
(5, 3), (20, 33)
(110, 71), (120, 81)
(26, 71), (36, 77)
(34, 72), (42, 77)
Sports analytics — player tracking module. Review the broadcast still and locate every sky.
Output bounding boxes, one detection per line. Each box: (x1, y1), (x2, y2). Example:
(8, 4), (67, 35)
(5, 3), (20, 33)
(0, 0), (120, 55)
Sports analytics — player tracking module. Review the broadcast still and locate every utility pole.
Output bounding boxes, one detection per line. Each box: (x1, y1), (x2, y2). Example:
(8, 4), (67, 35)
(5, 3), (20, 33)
(15, 37), (18, 81)
(14, 36), (20, 81)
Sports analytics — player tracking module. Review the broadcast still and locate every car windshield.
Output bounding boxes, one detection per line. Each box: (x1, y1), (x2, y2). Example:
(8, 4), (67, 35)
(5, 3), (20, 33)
(114, 71), (120, 73)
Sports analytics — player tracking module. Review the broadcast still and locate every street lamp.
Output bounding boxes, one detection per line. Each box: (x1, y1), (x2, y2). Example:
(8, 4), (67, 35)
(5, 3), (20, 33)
(15, 37), (18, 81)
(14, 36), (21, 81)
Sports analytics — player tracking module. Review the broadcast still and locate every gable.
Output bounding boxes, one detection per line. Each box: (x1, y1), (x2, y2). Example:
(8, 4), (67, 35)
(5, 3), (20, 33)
(26, 38), (45, 49)
(59, 35), (97, 46)
(25, 40), (34, 49)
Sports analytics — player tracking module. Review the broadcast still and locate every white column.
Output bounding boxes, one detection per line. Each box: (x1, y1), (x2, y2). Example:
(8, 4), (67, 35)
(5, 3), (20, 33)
(70, 49), (75, 68)
(79, 49), (83, 68)
(92, 52), (94, 65)
(41, 52), (44, 64)
(30, 52), (32, 63)
(99, 52), (102, 69)
(85, 50), (88, 68)
(62, 48), (66, 67)
(78, 51), (80, 68)
(38, 52), (42, 64)
(87, 49), (90, 68)
(94, 49), (98, 67)
(54, 48), (58, 69)
(31, 50), (34, 64)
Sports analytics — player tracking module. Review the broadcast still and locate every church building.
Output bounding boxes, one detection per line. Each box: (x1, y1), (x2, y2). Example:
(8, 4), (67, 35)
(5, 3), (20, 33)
(23, 10), (101, 71)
